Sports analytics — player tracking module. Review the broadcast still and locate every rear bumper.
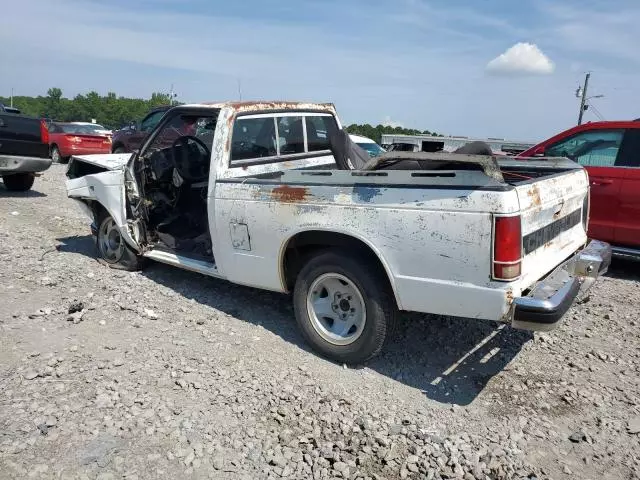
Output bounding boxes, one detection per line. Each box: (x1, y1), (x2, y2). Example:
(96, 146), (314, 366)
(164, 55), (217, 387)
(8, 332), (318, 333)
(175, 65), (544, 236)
(0, 155), (52, 174)
(511, 240), (611, 331)
(61, 146), (111, 157)
(611, 245), (640, 262)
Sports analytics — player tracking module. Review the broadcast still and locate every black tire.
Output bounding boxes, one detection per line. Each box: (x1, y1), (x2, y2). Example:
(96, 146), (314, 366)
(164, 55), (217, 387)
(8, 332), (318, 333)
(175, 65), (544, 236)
(2, 173), (35, 192)
(50, 145), (67, 164)
(95, 211), (143, 271)
(113, 146), (126, 154)
(293, 250), (397, 364)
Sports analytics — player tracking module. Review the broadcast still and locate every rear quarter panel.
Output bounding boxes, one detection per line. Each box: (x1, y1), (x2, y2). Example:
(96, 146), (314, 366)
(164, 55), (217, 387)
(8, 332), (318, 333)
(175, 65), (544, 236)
(212, 181), (521, 320)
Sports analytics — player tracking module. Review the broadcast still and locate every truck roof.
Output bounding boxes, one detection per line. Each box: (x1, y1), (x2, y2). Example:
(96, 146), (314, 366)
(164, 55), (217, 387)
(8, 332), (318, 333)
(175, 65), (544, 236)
(181, 101), (336, 114)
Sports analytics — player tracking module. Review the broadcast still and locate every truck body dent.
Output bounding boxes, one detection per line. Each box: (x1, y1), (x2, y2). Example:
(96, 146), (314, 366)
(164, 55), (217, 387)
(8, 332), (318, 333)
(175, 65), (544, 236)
(66, 169), (140, 251)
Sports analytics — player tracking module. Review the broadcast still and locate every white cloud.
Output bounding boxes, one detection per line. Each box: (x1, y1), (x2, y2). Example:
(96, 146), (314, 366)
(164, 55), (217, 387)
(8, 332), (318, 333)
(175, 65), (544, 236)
(486, 43), (555, 76)
(381, 116), (404, 128)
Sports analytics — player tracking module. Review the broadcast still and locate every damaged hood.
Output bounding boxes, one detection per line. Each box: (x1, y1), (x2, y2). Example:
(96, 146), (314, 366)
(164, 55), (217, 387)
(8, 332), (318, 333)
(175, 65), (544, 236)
(70, 153), (132, 170)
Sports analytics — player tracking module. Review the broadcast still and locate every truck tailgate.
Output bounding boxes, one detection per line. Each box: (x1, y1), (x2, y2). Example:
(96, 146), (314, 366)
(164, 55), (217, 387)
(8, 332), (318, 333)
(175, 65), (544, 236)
(515, 168), (589, 290)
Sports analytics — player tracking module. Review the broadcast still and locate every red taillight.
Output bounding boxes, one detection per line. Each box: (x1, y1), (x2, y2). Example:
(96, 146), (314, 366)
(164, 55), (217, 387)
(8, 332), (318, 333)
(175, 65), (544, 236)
(493, 215), (522, 281)
(40, 119), (49, 144)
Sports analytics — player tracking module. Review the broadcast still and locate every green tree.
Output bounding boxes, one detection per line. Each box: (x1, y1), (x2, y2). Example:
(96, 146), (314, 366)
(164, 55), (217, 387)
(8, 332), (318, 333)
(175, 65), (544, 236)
(45, 87), (63, 119)
(0, 88), (177, 129)
(345, 123), (439, 144)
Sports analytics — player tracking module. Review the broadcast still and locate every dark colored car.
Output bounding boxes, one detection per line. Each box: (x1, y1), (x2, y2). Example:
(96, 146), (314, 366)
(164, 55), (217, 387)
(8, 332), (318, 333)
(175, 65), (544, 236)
(110, 106), (170, 154)
(0, 113), (51, 191)
(0, 103), (21, 114)
(519, 121), (640, 259)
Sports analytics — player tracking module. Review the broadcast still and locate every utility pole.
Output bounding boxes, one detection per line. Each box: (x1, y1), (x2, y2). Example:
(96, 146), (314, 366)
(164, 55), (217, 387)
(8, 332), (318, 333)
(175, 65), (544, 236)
(577, 72), (590, 125)
(168, 84), (177, 105)
(10, 88), (13, 108)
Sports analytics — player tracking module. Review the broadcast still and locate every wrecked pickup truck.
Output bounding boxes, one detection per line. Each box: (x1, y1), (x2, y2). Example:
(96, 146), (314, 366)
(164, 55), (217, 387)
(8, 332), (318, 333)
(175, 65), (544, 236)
(65, 102), (611, 364)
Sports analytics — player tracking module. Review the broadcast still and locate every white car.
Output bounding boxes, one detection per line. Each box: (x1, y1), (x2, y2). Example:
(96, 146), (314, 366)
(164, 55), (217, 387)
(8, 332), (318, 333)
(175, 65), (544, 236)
(65, 101), (610, 364)
(349, 134), (386, 157)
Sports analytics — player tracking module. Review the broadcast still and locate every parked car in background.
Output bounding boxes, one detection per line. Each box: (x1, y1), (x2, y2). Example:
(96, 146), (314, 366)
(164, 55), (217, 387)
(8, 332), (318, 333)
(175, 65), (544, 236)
(70, 122), (112, 136)
(66, 101), (610, 364)
(0, 112), (51, 191)
(48, 122), (112, 163)
(349, 134), (386, 157)
(0, 103), (21, 114)
(519, 121), (640, 259)
(110, 105), (170, 154)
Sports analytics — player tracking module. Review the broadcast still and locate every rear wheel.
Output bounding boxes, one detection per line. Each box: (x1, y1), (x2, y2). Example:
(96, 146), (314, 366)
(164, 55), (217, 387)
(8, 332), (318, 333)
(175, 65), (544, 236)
(113, 146), (126, 154)
(50, 146), (61, 163)
(293, 250), (397, 364)
(2, 173), (35, 192)
(96, 212), (142, 271)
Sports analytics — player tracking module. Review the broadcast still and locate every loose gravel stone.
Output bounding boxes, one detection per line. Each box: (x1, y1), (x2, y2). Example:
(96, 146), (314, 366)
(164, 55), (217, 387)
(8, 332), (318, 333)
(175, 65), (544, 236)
(0, 166), (638, 480)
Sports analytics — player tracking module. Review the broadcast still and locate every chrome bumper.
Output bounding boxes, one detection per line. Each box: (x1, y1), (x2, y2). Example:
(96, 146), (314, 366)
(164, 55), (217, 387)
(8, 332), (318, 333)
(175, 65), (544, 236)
(0, 155), (52, 173)
(511, 240), (611, 331)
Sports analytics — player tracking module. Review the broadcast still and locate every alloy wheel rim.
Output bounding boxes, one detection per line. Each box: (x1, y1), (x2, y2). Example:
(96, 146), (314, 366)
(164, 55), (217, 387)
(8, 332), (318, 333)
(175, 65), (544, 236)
(98, 218), (124, 263)
(306, 273), (366, 346)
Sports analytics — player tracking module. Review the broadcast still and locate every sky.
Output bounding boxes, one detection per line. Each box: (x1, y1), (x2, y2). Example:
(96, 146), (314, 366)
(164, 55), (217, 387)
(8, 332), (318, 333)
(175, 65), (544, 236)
(1, 0), (638, 141)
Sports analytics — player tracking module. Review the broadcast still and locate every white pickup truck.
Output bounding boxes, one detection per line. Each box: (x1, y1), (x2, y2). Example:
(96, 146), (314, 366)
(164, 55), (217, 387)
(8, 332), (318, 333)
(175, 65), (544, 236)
(65, 102), (611, 364)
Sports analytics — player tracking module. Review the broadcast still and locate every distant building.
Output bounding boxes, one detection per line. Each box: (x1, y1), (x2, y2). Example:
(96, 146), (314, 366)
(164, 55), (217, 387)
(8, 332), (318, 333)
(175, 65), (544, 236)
(380, 133), (535, 155)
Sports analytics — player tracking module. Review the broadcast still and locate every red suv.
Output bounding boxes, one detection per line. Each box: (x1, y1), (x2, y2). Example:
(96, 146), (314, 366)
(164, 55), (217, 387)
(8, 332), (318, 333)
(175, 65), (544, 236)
(519, 121), (640, 258)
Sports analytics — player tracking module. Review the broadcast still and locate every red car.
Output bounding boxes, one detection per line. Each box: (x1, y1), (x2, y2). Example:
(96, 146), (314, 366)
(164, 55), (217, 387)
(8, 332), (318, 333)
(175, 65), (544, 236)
(48, 123), (112, 163)
(519, 121), (640, 258)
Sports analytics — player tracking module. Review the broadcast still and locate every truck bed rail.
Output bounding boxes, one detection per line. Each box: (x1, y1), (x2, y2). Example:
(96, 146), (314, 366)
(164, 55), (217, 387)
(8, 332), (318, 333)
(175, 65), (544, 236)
(362, 152), (580, 182)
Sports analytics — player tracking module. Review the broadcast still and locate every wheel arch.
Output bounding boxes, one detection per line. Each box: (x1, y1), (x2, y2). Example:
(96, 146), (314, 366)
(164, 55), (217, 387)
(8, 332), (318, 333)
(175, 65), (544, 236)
(279, 228), (402, 309)
(73, 199), (141, 253)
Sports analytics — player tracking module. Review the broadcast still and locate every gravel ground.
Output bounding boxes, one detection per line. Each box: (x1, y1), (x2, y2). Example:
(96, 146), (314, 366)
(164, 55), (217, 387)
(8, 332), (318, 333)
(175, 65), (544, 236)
(1, 166), (639, 480)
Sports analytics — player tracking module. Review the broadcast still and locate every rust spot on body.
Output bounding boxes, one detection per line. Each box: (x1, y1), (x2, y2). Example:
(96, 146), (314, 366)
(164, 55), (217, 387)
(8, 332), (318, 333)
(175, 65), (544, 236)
(271, 185), (309, 203)
(527, 184), (542, 208)
(506, 288), (514, 304)
(197, 101), (335, 115)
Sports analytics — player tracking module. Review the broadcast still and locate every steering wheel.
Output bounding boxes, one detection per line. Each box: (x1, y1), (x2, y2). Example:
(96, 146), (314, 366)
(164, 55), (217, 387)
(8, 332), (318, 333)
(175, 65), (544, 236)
(171, 135), (211, 183)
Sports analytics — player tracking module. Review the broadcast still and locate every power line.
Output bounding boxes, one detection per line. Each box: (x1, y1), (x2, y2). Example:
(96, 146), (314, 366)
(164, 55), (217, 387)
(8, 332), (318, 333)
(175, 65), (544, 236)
(590, 103), (605, 121)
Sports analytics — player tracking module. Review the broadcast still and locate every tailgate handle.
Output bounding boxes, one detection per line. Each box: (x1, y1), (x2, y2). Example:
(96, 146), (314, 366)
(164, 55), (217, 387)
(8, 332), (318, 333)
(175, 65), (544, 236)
(591, 179), (613, 186)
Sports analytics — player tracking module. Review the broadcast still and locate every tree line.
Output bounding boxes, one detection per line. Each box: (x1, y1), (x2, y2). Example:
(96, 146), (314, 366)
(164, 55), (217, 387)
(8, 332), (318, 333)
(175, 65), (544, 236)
(0, 88), (173, 129)
(345, 124), (440, 144)
(1, 88), (439, 141)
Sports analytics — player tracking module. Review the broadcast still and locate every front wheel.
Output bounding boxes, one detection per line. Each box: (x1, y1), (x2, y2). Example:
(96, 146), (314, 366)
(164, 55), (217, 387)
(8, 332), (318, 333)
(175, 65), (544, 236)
(112, 146), (126, 154)
(96, 212), (142, 271)
(293, 250), (397, 364)
(2, 173), (35, 191)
